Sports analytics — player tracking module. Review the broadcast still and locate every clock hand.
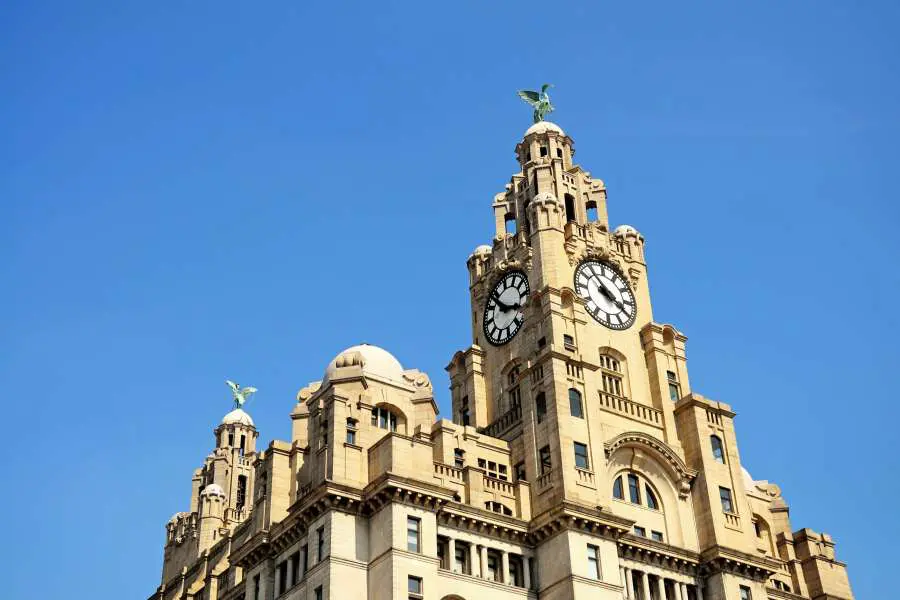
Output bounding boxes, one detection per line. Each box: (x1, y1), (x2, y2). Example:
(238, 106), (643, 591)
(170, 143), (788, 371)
(597, 280), (625, 311)
(490, 292), (514, 312)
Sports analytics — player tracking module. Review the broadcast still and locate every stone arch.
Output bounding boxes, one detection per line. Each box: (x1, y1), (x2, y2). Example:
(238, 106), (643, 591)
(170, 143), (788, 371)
(441, 596), (466, 600)
(605, 431), (698, 547)
(752, 512), (778, 557)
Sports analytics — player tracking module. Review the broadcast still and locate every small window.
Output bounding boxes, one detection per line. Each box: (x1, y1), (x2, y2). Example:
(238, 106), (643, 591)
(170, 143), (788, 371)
(739, 586), (752, 600)
(535, 392), (546, 423)
(586, 200), (598, 222)
(487, 551), (501, 582)
(317, 526), (325, 561)
(320, 420), (328, 447)
(634, 526), (646, 537)
(651, 530), (664, 542)
(556, 147), (563, 158)
(508, 385), (521, 409)
(346, 418), (357, 445)
(228, 432), (234, 446)
(711, 435), (725, 463)
(485, 501), (513, 516)
(645, 485), (659, 510)
(515, 461), (526, 482)
(371, 407), (398, 432)
(525, 150), (531, 161)
(539, 445), (552, 474)
(587, 544), (601, 579)
(569, 388), (583, 418)
(667, 370), (681, 402)
(720, 487), (734, 514)
(537, 336), (547, 349)
(753, 520), (762, 537)
(407, 516), (421, 552)
(540, 146), (548, 157)
(563, 334), (576, 350)
(453, 448), (465, 468)
(290, 551), (300, 585)
(314, 586), (323, 600)
(628, 473), (641, 504)
(612, 476), (624, 500)
(564, 193), (576, 222)
(573, 442), (589, 470)
(253, 575), (260, 600)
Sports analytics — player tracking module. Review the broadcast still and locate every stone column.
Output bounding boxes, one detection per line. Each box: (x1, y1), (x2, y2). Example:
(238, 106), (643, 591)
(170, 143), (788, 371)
(501, 550), (510, 584)
(625, 568), (635, 600)
(470, 543), (480, 577)
(480, 545), (488, 579)
(656, 576), (666, 600)
(620, 567), (627, 597)
(640, 571), (651, 600)
(696, 583), (705, 600)
(448, 538), (456, 572)
(679, 582), (688, 600)
(523, 557), (532, 589)
(285, 560), (293, 593)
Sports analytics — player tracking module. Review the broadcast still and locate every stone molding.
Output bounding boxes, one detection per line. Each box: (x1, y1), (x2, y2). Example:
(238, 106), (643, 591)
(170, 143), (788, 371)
(603, 431), (697, 498)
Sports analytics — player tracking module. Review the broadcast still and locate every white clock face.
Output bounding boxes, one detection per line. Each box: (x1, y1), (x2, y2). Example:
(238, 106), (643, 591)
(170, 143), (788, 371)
(483, 270), (529, 346)
(574, 260), (636, 330)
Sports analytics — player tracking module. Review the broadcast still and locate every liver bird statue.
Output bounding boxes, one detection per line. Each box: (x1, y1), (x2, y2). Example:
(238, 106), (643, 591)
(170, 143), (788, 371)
(226, 380), (257, 409)
(517, 84), (554, 123)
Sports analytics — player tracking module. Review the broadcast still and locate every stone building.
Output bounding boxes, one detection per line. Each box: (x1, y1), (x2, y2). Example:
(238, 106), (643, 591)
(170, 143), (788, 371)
(148, 121), (854, 600)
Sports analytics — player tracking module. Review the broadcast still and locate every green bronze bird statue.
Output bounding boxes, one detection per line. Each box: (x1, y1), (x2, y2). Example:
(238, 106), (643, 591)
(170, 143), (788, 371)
(517, 83), (554, 123)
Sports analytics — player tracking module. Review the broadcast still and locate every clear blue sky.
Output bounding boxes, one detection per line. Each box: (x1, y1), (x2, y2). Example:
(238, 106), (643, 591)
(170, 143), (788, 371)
(2, 2), (897, 599)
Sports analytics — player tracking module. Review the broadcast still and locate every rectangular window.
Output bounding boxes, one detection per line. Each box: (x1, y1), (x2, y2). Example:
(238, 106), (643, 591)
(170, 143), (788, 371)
(509, 555), (524, 587)
(408, 575), (423, 597)
(314, 586), (323, 600)
(539, 445), (552, 474)
(345, 428), (356, 445)
(277, 561), (287, 594)
(563, 334), (576, 350)
(587, 544), (601, 579)
(407, 516), (420, 553)
(628, 473), (641, 504)
(515, 461), (526, 482)
(508, 386), (521, 409)
(487, 552), (500, 581)
(454, 448), (465, 468)
(739, 585), (752, 600)
(317, 526), (325, 561)
(634, 526), (646, 537)
(720, 486), (734, 513)
(536, 393), (546, 423)
(574, 442), (589, 469)
(667, 370), (681, 402)
(253, 575), (260, 600)
(651, 531), (664, 542)
(290, 551), (300, 585)
(569, 388), (583, 418)
(454, 544), (468, 574)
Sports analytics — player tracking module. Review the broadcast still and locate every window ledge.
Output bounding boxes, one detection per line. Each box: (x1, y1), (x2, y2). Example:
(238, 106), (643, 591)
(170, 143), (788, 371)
(343, 442), (362, 450)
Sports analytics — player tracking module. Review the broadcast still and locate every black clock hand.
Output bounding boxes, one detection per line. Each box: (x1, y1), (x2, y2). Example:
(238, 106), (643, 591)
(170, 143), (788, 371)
(490, 292), (513, 312)
(597, 280), (625, 311)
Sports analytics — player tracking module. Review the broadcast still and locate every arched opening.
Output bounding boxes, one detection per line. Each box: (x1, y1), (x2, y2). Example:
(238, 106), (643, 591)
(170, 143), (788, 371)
(564, 193), (576, 222)
(485, 500), (513, 516)
(370, 403), (407, 434)
(586, 200), (598, 222)
(504, 213), (517, 235)
(711, 435), (725, 463)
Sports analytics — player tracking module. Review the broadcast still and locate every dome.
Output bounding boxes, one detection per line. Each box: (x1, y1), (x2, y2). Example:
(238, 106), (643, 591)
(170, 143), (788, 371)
(525, 121), (565, 137)
(222, 408), (254, 427)
(474, 244), (492, 254)
(201, 483), (226, 497)
(323, 343), (404, 384)
(741, 466), (755, 491)
(613, 224), (641, 237)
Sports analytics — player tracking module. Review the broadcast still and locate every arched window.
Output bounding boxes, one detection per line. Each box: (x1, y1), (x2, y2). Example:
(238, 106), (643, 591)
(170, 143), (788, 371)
(371, 406), (398, 432)
(485, 501), (513, 516)
(612, 471), (663, 511)
(711, 435), (725, 463)
(586, 200), (598, 222)
(569, 388), (583, 418)
(599, 350), (627, 398)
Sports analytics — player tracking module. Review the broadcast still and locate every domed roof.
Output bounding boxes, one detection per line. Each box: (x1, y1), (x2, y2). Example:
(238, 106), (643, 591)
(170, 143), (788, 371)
(324, 344), (404, 384)
(525, 121), (565, 137)
(201, 483), (226, 497)
(474, 244), (492, 255)
(741, 466), (755, 491)
(222, 408), (254, 427)
(613, 224), (641, 237)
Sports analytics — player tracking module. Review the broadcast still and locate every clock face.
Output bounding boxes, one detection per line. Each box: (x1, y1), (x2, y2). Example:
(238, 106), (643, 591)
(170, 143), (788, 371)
(574, 260), (637, 330)
(483, 270), (529, 346)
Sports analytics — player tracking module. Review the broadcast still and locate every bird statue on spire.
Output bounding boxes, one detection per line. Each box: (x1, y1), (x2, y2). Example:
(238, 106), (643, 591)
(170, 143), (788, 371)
(517, 83), (555, 123)
(226, 380), (257, 409)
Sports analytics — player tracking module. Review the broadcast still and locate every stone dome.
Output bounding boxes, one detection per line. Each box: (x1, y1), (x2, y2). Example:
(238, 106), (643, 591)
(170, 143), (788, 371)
(201, 483), (226, 498)
(324, 344), (404, 384)
(222, 408), (254, 427)
(525, 121), (565, 137)
(741, 466), (755, 491)
(474, 244), (492, 255)
(613, 224), (641, 237)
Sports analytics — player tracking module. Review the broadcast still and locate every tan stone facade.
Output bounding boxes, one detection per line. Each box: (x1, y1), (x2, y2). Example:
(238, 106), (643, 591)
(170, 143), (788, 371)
(149, 121), (853, 600)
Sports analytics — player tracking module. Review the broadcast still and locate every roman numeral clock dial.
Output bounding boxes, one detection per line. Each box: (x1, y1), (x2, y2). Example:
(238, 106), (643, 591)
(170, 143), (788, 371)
(483, 270), (529, 346)
(574, 260), (637, 330)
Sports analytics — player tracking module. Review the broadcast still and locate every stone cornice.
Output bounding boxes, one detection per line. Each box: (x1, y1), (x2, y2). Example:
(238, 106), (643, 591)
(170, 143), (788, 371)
(618, 534), (701, 576)
(528, 501), (633, 546)
(698, 544), (782, 581)
(673, 394), (736, 419)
